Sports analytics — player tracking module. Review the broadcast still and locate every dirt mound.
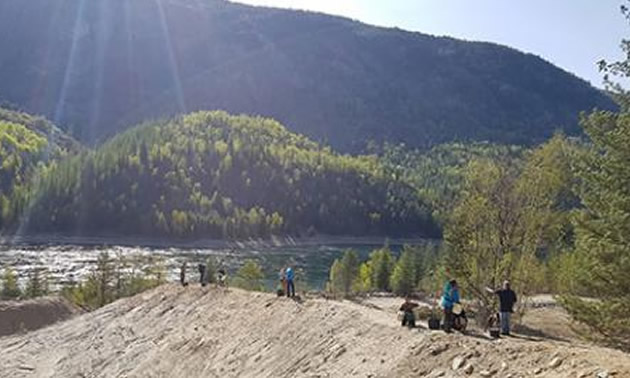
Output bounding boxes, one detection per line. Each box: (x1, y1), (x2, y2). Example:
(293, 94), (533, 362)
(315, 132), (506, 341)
(0, 296), (81, 337)
(0, 285), (628, 378)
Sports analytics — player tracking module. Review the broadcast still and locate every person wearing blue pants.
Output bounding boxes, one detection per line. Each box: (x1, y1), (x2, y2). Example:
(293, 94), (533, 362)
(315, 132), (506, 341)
(285, 266), (295, 297)
(486, 280), (517, 336)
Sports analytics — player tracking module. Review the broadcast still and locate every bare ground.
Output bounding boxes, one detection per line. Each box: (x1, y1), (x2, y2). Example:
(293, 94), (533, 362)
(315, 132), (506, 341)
(0, 296), (81, 337)
(0, 285), (628, 378)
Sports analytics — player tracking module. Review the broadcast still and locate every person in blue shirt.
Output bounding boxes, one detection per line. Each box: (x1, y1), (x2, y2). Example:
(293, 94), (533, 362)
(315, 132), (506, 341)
(441, 279), (460, 333)
(285, 266), (295, 297)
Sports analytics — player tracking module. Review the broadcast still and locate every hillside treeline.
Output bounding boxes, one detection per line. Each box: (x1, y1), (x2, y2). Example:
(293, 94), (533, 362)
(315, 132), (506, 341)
(0, 108), (79, 229)
(9, 111), (439, 239)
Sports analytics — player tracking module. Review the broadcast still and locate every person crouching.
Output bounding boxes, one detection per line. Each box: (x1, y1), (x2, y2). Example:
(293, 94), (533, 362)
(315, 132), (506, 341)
(399, 297), (419, 328)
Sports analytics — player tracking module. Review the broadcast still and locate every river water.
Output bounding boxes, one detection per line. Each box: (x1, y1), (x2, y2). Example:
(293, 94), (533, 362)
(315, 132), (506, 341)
(0, 239), (434, 291)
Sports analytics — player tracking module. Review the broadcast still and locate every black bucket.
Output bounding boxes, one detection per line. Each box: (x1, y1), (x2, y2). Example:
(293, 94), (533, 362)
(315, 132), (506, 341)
(428, 317), (441, 330)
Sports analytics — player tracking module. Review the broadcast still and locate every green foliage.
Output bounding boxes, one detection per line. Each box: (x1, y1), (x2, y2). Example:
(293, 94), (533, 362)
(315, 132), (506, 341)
(597, 3), (630, 110)
(379, 142), (526, 223)
(556, 5), (630, 350)
(61, 253), (164, 310)
(0, 108), (79, 229)
(326, 259), (344, 296)
(368, 246), (395, 291)
(559, 110), (630, 350)
(390, 248), (416, 296)
(25, 268), (49, 298)
(444, 135), (576, 317)
(1, 267), (22, 300)
(205, 257), (218, 284)
(326, 249), (360, 297)
(547, 250), (585, 295)
(12, 111), (438, 239)
(326, 245), (436, 297)
(354, 262), (372, 294)
(233, 259), (264, 291)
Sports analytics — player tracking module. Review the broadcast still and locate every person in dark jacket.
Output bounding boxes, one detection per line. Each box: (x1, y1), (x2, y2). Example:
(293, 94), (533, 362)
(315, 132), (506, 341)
(198, 263), (207, 287)
(486, 280), (517, 335)
(399, 297), (419, 328)
(180, 262), (188, 287)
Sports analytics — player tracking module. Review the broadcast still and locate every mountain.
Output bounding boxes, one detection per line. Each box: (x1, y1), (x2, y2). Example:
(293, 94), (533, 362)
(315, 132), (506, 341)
(0, 107), (79, 229)
(14, 111), (439, 238)
(0, 0), (614, 151)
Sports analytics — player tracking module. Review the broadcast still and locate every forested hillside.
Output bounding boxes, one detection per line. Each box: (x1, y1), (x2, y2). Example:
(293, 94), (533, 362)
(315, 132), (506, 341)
(0, 0), (614, 150)
(0, 108), (79, 229)
(10, 111), (439, 238)
(379, 142), (526, 222)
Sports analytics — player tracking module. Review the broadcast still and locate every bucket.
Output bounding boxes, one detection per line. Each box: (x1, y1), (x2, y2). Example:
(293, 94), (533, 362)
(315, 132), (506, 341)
(428, 317), (441, 330)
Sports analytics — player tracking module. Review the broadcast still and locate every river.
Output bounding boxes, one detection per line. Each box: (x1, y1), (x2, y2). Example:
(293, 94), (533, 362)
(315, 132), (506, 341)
(0, 237), (437, 291)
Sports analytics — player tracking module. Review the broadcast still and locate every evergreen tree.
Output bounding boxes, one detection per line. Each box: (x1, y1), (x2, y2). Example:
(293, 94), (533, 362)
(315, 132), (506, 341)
(560, 97), (630, 345)
(340, 249), (360, 296)
(368, 246), (394, 292)
(234, 260), (264, 291)
(25, 268), (49, 298)
(326, 249), (360, 297)
(327, 259), (345, 296)
(205, 256), (218, 284)
(559, 3), (630, 350)
(94, 252), (115, 307)
(1, 267), (21, 299)
(560, 110), (630, 349)
(390, 249), (416, 296)
(353, 262), (372, 294)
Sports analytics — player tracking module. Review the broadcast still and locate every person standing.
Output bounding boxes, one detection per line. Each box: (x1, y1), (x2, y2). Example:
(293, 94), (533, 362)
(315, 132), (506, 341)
(217, 268), (227, 287)
(198, 263), (207, 287)
(486, 280), (517, 336)
(180, 262), (188, 286)
(285, 266), (295, 298)
(441, 279), (460, 333)
(278, 267), (286, 296)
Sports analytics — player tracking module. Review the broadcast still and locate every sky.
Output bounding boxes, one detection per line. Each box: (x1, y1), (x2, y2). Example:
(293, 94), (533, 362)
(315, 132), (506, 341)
(232, 0), (629, 88)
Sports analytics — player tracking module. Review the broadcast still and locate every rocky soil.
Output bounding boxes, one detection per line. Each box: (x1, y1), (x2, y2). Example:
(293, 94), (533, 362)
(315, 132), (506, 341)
(0, 284), (628, 377)
(0, 296), (80, 337)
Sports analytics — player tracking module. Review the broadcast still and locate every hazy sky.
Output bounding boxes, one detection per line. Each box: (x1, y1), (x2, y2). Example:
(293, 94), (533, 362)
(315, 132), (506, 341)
(233, 0), (628, 88)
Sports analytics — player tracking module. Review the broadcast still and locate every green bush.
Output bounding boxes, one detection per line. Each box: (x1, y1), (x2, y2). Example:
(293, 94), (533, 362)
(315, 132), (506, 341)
(233, 260), (264, 291)
(1, 267), (22, 300)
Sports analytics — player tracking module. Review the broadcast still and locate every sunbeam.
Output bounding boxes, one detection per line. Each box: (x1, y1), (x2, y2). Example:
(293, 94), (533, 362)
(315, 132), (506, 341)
(155, 0), (187, 113)
(86, 0), (111, 143)
(53, 0), (87, 127)
(11, 0), (88, 243)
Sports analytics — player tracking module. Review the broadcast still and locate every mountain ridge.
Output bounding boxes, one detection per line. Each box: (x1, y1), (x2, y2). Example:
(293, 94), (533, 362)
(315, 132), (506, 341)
(0, 0), (614, 151)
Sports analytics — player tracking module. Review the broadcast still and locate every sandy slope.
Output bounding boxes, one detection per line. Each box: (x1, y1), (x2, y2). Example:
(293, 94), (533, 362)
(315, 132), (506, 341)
(0, 285), (628, 378)
(0, 296), (80, 337)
